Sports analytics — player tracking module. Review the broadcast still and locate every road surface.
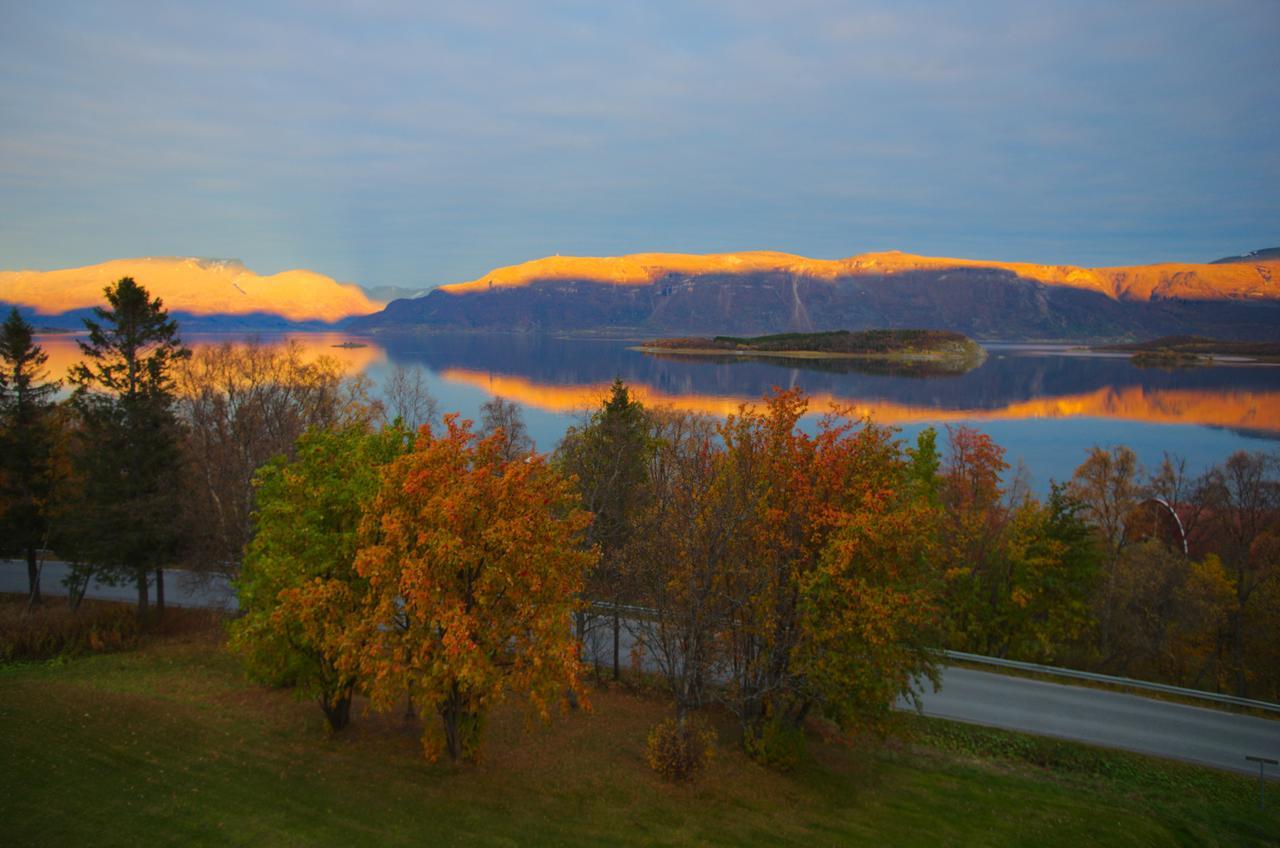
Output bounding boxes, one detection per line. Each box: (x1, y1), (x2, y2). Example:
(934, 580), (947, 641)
(5, 559), (1277, 776)
(2, 559), (235, 610)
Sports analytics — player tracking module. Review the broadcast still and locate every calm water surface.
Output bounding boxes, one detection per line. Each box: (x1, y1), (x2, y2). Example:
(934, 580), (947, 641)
(40, 332), (1280, 489)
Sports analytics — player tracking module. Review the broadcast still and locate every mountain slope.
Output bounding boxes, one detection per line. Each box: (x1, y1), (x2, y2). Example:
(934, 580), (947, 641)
(1211, 247), (1280, 264)
(0, 257), (382, 326)
(352, 250), (1280, 340)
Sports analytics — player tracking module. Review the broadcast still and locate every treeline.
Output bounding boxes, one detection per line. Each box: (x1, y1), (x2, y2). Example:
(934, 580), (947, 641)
(3, 277), (1277, 778)
(0, 278), (437, 614)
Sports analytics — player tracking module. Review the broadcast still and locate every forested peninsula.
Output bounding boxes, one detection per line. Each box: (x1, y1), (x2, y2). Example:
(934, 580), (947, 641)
(636, 329), (987, 363)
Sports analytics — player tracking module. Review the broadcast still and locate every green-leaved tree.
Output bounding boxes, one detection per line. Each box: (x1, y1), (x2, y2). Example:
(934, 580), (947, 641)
(228, 424), (410, 730)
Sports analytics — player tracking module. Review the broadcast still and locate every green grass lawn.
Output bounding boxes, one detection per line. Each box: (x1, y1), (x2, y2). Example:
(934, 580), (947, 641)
(1, 624), (1276, 846)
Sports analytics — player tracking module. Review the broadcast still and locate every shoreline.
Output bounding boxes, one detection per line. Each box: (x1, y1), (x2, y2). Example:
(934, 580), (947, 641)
(631, 345), (987, 364)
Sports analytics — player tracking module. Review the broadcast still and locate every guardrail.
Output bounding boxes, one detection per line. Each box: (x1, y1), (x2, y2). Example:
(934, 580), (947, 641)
(941, 649), (1280, 714)
(583, 601), (1280, 715)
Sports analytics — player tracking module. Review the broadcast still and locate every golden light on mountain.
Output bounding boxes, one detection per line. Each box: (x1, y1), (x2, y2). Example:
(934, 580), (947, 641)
(0, 258), (382, 323)
(439, 368), (1280, 433)
(439, 250), (1280, 302)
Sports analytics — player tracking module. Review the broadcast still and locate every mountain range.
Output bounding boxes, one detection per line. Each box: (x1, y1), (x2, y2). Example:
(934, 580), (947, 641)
(0, 257), (387, 330)
(351, 250), (1280, 340)
(4, 250), (1278, 340)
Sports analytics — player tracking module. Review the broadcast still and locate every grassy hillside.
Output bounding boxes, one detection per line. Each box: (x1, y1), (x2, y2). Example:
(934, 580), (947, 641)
(1, 623), (1275, 846)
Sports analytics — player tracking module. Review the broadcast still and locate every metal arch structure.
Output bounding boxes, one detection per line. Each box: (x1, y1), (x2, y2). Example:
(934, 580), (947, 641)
(1135, 496), (1189, 555)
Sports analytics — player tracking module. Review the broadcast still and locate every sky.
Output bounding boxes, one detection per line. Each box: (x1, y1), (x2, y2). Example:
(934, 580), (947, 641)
(2, 0), (1277, 289)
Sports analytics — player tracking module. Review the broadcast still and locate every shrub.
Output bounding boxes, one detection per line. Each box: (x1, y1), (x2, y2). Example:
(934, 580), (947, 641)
(645, 716), (716, 781)
(0, 596), (140, 661)
(743, 714), (807, 771)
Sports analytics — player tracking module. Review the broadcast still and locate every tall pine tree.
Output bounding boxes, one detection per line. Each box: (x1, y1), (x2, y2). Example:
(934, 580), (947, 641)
(69, 278), (189, 615)
(0, 308), (61, 608)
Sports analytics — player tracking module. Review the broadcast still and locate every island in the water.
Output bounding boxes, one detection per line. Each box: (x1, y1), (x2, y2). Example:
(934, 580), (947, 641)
(637, 329), (986, 366)
(1096, 335), (1280, 367)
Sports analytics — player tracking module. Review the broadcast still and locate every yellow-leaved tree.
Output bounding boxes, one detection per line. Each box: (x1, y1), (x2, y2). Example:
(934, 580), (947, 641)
(349, 414), (597, 763)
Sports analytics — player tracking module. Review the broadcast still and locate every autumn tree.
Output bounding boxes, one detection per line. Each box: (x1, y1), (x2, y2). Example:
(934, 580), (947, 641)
(796, 484), (941, 734)
(350, 415), (595, 763)
(1247, 572), (1280, 701)
(175, 340), (381, 575)
(920, 428), (1103, 665)
(627, 408), (730, 720)
(1195, 451), (1280, 696)
(1090, 540), (1232, 684)
(1068, 445), (1143, 566)
(937, 425), (1012, 654)
(716, 390), (941, 759)
(228, 424), (408, 730)
(988, 487), (1100, 663)
(555, 378), (651, 679)
(68, 277), (189, 615)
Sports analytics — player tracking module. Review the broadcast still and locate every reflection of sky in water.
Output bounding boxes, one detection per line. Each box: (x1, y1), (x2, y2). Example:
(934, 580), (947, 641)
(38, 333), (1280, 493)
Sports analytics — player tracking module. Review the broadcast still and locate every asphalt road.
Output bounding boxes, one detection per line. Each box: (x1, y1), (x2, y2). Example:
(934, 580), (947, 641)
(913, 664), (1279, 777)
(1, 559), (236, 610)
(6, 559), (1278, 777)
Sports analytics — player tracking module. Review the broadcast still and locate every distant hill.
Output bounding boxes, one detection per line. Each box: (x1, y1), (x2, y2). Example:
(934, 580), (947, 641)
(359, 284), (430, 304)
(0, 257), (383, 329)
(1210, 247), (1280, 264)
(349, 250), (1280, 341)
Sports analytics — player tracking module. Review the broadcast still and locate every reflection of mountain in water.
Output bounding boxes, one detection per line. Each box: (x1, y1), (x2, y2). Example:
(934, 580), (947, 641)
(377, 334), (1280, 436)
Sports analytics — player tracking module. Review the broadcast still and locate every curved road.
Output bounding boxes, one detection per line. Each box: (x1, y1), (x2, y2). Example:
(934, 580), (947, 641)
(6, 560), (1277, 777)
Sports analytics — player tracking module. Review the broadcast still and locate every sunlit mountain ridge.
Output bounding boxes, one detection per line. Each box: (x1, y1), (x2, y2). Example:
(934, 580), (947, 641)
(0, 257), (383, 325)
(359, 249), (1280, 340)
(439, 249), (1280, 302)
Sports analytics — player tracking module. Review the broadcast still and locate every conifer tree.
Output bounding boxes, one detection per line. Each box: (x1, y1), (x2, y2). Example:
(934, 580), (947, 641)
(555, 378), (651, 679)
(68, 278), (189, 615)
(0, 308), (61, 607)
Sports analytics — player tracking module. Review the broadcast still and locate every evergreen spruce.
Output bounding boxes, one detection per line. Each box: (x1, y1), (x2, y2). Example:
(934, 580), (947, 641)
(69, 278), (189, 615)
(0, 308), (61, 608)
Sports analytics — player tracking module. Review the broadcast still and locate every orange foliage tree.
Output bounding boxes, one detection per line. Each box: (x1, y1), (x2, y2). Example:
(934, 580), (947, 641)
(716, 390), (942, 755)
(349, 415), (596, 763)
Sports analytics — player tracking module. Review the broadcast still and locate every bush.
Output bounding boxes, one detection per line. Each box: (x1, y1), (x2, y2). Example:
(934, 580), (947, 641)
(645, 716), (716, 781)
(0, 596), (140, 661)
(743, 714), (807, 771)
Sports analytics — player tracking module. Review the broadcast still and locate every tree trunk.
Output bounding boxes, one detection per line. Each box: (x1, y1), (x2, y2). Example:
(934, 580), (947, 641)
(25, 547), (41, 610)
(441, 683), (462, 762)
(136, 568), (149, 617)
(1233, 611), (1247, 698)
(155, 568), (165, 616)
(321, 687), (353, 731)
(68, 568), (90, 613)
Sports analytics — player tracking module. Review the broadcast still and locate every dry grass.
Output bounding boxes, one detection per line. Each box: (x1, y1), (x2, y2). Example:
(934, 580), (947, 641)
(0, 593), (222, 662)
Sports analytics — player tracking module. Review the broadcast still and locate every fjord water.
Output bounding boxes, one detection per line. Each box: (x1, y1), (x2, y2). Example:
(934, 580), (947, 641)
(39, 332), (1280, 489)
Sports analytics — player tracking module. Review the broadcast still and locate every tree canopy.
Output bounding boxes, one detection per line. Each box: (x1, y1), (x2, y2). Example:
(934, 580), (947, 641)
(350, 415), (596, 762)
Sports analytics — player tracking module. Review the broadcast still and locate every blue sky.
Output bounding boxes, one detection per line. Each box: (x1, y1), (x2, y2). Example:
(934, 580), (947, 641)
(2, 0), (1277, 288)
